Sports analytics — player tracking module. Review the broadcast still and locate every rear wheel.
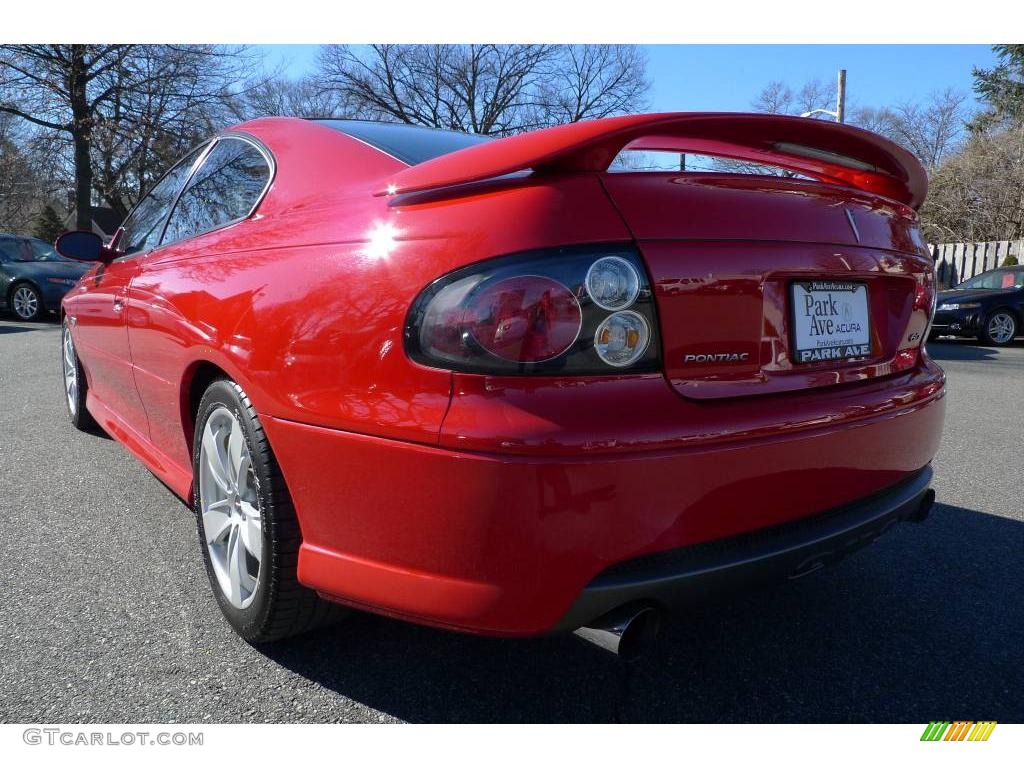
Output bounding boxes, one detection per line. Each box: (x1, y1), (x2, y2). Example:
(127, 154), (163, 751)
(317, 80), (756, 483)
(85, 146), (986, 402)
(193, 378), (345, 642)
(11, 283), (44, 321)
(980, 310), (1017, 347)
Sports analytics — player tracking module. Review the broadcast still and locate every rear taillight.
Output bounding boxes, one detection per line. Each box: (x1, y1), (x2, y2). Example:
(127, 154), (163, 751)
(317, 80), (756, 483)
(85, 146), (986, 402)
(405, 245), (660, 374)
(915, 267), (937, 316)
(894, 268), (936, 371)
(459, 275), (582, 363)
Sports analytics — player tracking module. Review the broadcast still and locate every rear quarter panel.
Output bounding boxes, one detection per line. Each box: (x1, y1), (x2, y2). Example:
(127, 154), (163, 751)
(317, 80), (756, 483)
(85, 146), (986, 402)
(127, 169), (632, 478)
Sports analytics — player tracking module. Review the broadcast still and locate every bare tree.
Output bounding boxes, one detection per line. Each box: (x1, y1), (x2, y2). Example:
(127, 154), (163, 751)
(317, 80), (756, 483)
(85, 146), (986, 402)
(722, 78), (836, 176)
(753, 78), (833, 117)
(535, 45), (649, 124)
(0, 44), (260, 227)
(0, 113), (55, 233)
(752, 81), (794, 114)
(921, 44), (1024, 241)
(922, 123), (1024, 242)
(753, 75), (969, 171)
(89, 46), (263, 215)
(847, 104), (898, 136)
(226, 76), (348, 121)
(0, 45), (125, 228)
(795, 79), (834, 116)
(864, 89), (968, 169)
(314, 44), (648, 135)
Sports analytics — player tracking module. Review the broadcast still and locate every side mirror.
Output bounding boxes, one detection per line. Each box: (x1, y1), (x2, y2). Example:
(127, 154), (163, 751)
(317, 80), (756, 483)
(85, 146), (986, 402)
(54, 230), (114, 263)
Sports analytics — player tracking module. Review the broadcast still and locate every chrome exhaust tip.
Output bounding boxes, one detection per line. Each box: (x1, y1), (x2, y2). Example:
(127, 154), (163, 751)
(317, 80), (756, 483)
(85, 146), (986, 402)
(908, 489), (936, 523)
(574, 604), (662, 661)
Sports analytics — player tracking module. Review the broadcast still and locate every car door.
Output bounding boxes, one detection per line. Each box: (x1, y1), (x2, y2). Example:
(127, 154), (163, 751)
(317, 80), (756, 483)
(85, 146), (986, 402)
(1013, 270), (1024, 318)
(128, 136), (273, 468)
(64, 145), (209, 436)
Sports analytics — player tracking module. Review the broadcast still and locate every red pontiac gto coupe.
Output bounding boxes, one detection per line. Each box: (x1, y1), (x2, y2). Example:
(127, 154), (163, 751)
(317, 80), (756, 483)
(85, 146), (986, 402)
(57, 114), (945, 657)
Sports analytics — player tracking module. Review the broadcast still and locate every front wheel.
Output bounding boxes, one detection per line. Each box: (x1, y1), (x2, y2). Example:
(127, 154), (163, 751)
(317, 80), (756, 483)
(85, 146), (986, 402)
(193, 378), (345, 642)
(980, 310), (1017, 347)
(11, 283), (44, 321)
(61, 321), (97, 431)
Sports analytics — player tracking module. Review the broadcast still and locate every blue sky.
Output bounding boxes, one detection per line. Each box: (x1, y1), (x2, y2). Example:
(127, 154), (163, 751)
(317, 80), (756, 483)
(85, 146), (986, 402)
(260, 44), (998, 113)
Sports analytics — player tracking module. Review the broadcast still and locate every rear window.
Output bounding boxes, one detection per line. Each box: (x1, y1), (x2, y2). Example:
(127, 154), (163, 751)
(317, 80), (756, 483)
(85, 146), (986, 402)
(316, 120), (492, 165)
(610, 149), (810, 179)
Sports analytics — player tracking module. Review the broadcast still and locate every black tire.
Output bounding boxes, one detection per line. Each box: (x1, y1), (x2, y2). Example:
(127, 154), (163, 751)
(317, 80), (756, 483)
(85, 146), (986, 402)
(61, 319), (97, 431)
(979, 310), (1018, 347)
(10, 282), (44, 321)
(192, 378), (345, 643)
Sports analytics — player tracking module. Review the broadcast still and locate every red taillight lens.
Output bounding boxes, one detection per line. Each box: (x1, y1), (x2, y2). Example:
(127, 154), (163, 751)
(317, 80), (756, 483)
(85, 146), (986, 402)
(406, 245), (660, 375)
(894, 268), (936, 371)
(463, 276), (582, 362)
(914, 268), (936, 315)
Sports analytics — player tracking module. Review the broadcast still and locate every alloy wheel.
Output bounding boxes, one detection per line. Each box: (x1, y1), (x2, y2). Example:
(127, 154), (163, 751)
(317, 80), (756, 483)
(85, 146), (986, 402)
(12, 285), (39, 319)
(198, 406), (263, 609)
(987, 312), (1016, 344)
(62, 325), (78, 416)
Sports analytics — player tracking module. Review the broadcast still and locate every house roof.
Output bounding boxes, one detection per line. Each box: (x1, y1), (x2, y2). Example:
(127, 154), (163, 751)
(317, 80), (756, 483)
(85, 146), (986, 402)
(89, 207), (123, 235)
(63, 206), (124, 237)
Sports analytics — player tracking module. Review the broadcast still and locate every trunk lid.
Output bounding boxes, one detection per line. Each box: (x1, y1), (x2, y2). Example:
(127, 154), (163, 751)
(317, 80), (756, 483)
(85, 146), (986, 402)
(601, 173), (934, 399)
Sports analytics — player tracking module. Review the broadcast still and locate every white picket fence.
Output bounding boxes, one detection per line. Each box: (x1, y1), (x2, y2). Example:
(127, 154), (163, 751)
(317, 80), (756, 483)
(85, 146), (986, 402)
(931, 240), (1024, 288)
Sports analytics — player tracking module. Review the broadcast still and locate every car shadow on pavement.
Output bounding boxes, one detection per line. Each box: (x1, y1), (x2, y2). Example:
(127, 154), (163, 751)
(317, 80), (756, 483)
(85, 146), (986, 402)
(0, 316), (62, 333)
(263, 502), (1023, 723)
(926, 340), (1014, 361)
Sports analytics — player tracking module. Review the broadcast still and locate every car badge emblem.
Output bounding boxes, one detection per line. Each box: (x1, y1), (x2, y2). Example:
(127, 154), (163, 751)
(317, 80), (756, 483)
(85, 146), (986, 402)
(844, 208), (862, 243)
(683, 352), (751, 363)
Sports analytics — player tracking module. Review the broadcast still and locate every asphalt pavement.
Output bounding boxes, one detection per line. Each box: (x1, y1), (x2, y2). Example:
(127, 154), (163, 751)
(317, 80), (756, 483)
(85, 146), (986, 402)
(1, 315), (1021, 723)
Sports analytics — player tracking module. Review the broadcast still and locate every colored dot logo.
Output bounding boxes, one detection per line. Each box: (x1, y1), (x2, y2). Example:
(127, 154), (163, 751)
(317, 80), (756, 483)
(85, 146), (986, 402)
(920, 721), (997, 741)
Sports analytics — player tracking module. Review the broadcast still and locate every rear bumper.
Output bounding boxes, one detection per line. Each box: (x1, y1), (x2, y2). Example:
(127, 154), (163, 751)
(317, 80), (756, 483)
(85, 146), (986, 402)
(553, 466), (933, 631)
(263, 362), (945, 637)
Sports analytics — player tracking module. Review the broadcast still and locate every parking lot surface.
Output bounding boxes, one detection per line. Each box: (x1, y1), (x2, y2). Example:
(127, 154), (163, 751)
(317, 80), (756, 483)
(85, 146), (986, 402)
(1, 316), (1021, 723)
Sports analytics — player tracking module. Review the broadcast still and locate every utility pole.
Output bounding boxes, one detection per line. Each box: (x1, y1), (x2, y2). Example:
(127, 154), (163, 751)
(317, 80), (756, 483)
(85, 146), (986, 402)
(800, 69), (848, 123)
(836, 68), (847, 124)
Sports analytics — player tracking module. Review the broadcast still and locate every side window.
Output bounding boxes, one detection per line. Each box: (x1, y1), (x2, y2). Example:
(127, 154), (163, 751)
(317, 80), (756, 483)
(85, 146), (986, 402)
(25, 240), (60, 261)
(119, 145), (207, 256)
(0, 239), (23, 262)
(161, 138), (271, 246)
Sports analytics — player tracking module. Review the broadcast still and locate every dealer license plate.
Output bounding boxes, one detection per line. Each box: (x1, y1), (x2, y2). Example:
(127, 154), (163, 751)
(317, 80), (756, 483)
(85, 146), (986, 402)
(791, 281), (871, 364)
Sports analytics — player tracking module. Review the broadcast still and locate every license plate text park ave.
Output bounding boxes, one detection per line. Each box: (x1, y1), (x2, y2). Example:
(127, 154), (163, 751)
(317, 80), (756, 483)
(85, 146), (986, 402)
(791, 281), (872, 364)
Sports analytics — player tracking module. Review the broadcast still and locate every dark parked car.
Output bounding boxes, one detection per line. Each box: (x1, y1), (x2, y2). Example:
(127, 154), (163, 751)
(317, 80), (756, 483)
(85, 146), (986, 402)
(0, 234), (93, 321)
(932, 266), (1024, 346)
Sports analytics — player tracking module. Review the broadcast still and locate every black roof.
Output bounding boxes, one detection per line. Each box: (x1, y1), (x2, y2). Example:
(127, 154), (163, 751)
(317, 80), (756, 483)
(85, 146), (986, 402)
(315, 119), (492, 166)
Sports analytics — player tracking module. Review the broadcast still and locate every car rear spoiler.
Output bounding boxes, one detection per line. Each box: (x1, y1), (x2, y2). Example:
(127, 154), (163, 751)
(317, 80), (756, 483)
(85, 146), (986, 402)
(379, 112), (928, 208)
